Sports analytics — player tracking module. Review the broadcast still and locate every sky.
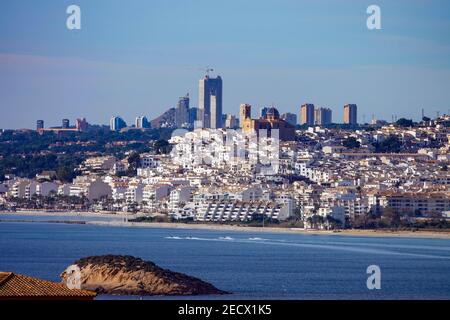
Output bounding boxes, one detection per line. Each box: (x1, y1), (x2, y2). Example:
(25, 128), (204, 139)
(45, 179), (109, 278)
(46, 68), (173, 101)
(1, 0), (450, 129)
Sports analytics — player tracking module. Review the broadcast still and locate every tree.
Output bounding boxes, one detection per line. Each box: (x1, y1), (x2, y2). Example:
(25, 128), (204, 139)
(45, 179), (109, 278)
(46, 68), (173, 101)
(56, 165), (75, 182)
(127, 152), (141, 175)
(342, 137), (361, 149)
(153, 139), (171, 154)
(395, 118), (414, 127)
(326, 215), (343, 229)
(428, 211), (443, 221)
(307, 214), (325, 229)
(292, 207), (302, 221)
(382, 207), (401, 228)
(373, 135), (402, 153)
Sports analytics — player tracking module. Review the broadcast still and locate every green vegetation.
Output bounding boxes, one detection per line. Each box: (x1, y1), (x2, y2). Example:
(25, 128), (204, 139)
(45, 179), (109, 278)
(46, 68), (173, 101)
(6, 194), (90, 211)
(349, 209), (450, 230)
(342, 137), (361, 149)
(126, 151), (141, 176)
(395, 118), (415, 127)
(0, 127), (173, 156)
(121, 209), (448, 231)
(0, 154), (82, 181)
(129, 215), (171, 223)
(372, 135), (402, 153)
(0, 128), (174, 180)
(152, 139), (172, 154)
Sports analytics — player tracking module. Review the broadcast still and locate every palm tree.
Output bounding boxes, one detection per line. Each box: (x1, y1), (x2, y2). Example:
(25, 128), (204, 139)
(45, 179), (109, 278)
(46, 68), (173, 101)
(293, 207), (302, 221)
(307, 214), (325, 229)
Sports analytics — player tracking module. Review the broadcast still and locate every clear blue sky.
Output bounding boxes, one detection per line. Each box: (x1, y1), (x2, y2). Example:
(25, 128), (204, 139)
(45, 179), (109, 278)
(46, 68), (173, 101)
(1, 0), (450, 129)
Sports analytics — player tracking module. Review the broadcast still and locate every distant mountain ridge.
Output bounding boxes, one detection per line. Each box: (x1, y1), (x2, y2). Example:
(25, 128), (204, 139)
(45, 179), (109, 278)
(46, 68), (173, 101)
(151, 108), (176, 129)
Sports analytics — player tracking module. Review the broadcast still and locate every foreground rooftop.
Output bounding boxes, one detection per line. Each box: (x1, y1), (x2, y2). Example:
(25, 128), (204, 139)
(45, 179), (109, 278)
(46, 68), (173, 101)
(0, 271), (96, 300)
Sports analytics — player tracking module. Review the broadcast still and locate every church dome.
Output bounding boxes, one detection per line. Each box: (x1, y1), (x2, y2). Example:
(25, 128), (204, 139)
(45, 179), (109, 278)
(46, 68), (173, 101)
(266, 107), (280, 119)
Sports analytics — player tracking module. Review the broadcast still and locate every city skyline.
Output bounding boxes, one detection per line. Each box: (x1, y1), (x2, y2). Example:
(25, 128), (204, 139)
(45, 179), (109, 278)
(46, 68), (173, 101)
(1, 0), (450, 129)
(4, 66), (449, 130)
(33, 71), (366, 130)
(1, 1), (450, 305)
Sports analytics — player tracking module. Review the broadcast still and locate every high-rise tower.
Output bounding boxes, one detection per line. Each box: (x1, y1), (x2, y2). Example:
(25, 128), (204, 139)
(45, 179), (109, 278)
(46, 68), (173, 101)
(62, 119), (70, 129)
(36, 120), (44, 130)
(314, 107), (332, 126)
(300, 104), (315, 126)
(239, 103), (252, 126)
(135, 116), (150, 129)
(198, 74), (222, 129)
(110, 116), (127, 131)
(175, 94), (190, 128)
(343, 104), (358, 125)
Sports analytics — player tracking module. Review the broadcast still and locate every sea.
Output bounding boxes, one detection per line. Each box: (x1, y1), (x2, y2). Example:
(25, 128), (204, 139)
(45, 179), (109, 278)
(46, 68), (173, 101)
(1, 213), (449, 300)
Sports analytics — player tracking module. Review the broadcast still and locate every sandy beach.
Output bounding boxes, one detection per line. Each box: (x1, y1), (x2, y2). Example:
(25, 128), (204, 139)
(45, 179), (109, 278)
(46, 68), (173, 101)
(1, 210), (142, 219)
(87, 220), (450, 239)
(2, 210), (449, 239)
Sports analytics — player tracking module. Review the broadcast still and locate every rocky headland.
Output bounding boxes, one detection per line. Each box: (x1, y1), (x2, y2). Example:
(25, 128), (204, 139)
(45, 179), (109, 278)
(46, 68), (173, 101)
(60, 255), (228, 296)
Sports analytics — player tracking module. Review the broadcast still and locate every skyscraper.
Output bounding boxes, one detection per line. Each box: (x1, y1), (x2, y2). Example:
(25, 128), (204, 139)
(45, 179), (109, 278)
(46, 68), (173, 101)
(300, 104), (315, 126)
(75, 118), (88, 131)
(224, 114), (238, 129)
(239, 103), (252, 126)
(198, 75), (222, 129)
(281, 112), (297, 126)
(175, 94), (190, 128)
(110, 116), (127, 131)
(135, 116), (150, 129)
(188, 108), (199, 127)
(343, 104), (358, 125)
(62, 119), (70, 129)
(36, 120), (44, 130)
(260, 107), (269, 119)
(314, 107), (332, 126)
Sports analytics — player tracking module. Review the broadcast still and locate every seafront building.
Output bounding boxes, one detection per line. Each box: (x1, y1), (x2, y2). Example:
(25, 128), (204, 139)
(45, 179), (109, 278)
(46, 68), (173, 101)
(2, 112), (450, 228)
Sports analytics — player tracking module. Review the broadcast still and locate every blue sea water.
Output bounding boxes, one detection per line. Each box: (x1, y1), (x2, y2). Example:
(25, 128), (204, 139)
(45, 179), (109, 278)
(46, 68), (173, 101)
(0, 214), (449, 300)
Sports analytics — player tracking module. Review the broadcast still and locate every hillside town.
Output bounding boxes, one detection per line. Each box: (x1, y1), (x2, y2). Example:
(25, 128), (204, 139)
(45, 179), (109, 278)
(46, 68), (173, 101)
(1, 110), (449, 230)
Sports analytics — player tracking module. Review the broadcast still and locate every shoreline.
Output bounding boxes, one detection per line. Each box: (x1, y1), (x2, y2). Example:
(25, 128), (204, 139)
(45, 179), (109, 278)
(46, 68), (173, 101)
(0, 210), (142, 219)
(88, 221), (450, 239)
(1, 211), (450, 239)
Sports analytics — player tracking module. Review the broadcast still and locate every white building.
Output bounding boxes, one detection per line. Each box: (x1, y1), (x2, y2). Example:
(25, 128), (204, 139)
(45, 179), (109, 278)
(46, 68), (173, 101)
(36, 182), (58, 197)
(168, 186), (192, 212)
(142, 184), (171, 212)
(125, 182), (145, 204)
(9, 180), (29, 198)
(79, 156), (117, 173)
(140, 154), (159, 168)
(70, 177), (112, 201)
(318, 206), (346, 225)
(194, 200), (292, 222)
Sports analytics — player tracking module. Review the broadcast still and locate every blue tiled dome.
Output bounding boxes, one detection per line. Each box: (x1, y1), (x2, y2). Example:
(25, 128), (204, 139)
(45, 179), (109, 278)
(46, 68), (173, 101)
(266, 107), (280, 119)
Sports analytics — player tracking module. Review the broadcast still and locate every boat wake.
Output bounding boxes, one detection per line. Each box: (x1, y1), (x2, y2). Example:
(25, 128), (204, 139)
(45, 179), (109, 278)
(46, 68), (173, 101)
(163, 235), (450, 259)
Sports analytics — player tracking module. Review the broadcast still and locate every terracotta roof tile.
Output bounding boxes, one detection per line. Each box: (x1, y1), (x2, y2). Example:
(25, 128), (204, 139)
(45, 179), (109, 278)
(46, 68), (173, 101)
(0, 272), (96, 299)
